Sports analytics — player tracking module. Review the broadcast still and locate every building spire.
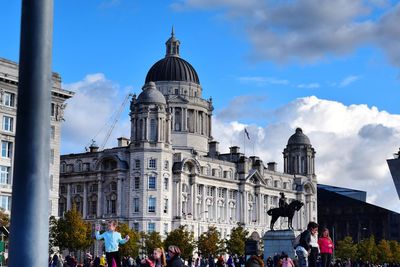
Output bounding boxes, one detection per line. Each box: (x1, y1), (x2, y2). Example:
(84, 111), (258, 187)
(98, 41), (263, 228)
(165, 27), (180, 57)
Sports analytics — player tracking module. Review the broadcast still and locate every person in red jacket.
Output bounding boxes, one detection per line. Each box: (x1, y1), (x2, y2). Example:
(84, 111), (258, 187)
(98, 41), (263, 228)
(318, 228), (334, 267)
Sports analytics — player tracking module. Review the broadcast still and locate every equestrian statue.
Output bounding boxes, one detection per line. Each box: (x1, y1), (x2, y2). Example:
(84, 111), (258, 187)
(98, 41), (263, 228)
(267, 192), (304, 230)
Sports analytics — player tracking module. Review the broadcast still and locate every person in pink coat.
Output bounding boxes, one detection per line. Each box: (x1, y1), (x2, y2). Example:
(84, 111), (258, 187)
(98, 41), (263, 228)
(318, 228), (334, 267)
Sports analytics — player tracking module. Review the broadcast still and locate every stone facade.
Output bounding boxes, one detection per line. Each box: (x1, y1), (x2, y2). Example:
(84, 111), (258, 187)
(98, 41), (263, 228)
(0, 57), (73, 217)
(59, 32), (318, 238)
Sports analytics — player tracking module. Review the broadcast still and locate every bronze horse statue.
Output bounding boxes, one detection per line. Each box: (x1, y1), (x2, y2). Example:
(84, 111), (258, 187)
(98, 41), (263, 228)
(267, 200), (304, 230)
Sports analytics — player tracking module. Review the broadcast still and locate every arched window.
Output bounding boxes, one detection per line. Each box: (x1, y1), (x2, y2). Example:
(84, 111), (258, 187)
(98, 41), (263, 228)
(49, 174), (54, 191)
(60, 161), (66, 173)
(76, 160), (82, 172)
(106, 194), (117, 214)
(174, 109), (181, 131)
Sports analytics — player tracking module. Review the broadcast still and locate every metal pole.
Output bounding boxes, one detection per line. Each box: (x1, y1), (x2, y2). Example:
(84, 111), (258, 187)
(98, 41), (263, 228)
(8, 1), (53, 266)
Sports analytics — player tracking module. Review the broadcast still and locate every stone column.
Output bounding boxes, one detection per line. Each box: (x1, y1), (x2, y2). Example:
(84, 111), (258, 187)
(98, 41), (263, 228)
(177, 181), (182, 217)
(192, 182), (197, 218)
(83, 182), (87, 218)
(66, 183), (71, 210)
(117, 176), (122, 217)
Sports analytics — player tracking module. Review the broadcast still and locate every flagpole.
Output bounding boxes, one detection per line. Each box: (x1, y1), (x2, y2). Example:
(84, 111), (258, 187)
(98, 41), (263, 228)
(243, 129), (246, 156)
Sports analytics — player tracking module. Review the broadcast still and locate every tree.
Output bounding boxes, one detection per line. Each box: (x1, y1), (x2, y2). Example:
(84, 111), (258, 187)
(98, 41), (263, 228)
(357, 236), (378, 263)
(198, 226), (224, 257)
(225, 223), (249, 256)
(56, 206), (93, 253)
(117, 223), (141, 258)
(0, 209), (9, 228)
(145, 231), (164, 256)
(164, 225), (195, 260)
(389, 241), (400, 263)
(377, 239), (392, 263)
(336, 236), (358, 261)
(49, 216), (59, 253)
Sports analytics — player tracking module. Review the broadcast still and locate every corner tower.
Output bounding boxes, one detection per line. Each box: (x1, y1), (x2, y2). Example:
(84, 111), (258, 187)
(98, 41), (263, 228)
(283, 128), (316, 179)
(144, 29), (213, 155)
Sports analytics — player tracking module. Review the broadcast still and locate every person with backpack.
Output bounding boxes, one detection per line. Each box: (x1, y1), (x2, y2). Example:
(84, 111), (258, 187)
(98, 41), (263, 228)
(294, 222), (319, 267)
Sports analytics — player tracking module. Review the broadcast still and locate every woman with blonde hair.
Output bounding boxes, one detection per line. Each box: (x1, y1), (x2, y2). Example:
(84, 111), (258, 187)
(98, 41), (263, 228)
(142, 247), (167, 267)
(318, 228), (334, 267)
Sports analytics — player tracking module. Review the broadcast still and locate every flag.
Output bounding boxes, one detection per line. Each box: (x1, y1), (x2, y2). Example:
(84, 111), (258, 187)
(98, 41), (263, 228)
(244, 128), (250, 140)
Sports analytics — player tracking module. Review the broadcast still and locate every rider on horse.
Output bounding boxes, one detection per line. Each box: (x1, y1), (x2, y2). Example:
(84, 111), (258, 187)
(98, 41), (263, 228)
(279, 192), (288, 212)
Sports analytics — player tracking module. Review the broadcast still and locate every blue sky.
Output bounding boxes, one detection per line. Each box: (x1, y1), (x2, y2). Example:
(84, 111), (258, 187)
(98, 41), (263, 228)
(1, 1), (400, 211)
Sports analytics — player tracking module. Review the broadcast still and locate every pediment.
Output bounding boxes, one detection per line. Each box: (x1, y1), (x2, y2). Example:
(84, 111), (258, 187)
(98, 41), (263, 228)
(167, 95), (190, 104)
(245, 169), (267, 186)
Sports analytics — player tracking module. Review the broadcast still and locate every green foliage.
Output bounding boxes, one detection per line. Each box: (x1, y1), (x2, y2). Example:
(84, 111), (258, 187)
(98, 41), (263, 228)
(117, 223), (141, 258)
(198, 226), (224, 257)
(0, 209), (9, 228)
(336, 236), (358, 261)
(56, 206), (93, 253)
(357, 236), (378, 263)
(377, 239), (393, 263)
(225, 223), (249, 256)
(145, 231), (164, 256)
(49, 216), (59, 253)
(164, 225), (195, 259)
(389, 241), (400, 263)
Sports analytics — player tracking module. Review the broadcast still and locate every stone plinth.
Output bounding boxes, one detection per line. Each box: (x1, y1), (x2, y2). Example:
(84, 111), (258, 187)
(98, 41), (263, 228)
(263, 230), (299, 261)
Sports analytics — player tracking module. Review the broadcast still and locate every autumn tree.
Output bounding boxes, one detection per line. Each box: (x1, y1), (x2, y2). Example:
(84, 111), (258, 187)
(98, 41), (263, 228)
(49, 216), (59, 253)
(117, 223), (140, 258)
(56, 206), (93, 253)
(225, 223), (249, 256)
(164, 225), (195, 259)
(377, 239), (392, 263)
(0, 209), (9, 228)
(198, 226), (224, 257)
(357, 236), (378, 263)
(389, 241), (400, 263)
(145, 231), (164, 256)
(336, 236), (358, 261)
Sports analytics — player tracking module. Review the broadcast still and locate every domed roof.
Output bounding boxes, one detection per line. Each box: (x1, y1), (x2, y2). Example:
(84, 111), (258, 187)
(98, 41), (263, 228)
(137, 82), (166, 105)
(144, 29), (200, 85)
(287, 128), (311, 145)
(145, 56), (200, 85)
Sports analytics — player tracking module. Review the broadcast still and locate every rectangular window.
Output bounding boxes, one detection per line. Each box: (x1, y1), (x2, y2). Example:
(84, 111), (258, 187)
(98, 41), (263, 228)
(148, 222), (155, 233)
(2, 116), (13, 132)
(51, 103), (55, 117)
(134, 177), (140, 190)
(148, 159), (156, 169)
(135, 159), (140, 169)
(3, 92), (15, 107)
(0, 166), (10, 184)
(0, 195), (11, 211)
(148, 197), (156, 212)
(83, 163), (90, 171)
(90, 183), (98, 192)
(164, 198), (168, 214)
(148, 176), (156, 189)
(60, 186), (66, 194)
(1, 141), (12, 158)
(51, 126), (55, 140)
(164, 160), (169, 170)
(164, 178), (169, 190)
(50, 174), (54, 190)
(175, 89), (179, 95)
(133, 198), (140, 212)
(133, 223), (139, 232)
(50, 149), (54, 165)
(163, 223), (168, 235)
(198, 185), (203, 195)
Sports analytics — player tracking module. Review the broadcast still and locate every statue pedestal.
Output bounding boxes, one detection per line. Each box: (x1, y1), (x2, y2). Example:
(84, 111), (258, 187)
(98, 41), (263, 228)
(263, 230), (300, 261)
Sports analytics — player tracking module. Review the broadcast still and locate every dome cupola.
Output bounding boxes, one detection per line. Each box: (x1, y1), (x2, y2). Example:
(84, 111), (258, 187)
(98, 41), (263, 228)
(287, 127), (311, 146)
(137, 82), (166, 105)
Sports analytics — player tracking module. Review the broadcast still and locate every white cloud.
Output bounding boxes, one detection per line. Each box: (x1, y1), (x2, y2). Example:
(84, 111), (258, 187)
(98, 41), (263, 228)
(213, 95), (400, 212)
(297, 83), (320, 89)
(339, 75), (361, 87)
(61, 73), (132, 154)
(172, 0), (400, 67)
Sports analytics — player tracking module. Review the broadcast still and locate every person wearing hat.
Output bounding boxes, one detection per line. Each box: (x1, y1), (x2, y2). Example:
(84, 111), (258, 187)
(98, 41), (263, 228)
(95, 220), (130, 267)
(279, 192), (288, 212)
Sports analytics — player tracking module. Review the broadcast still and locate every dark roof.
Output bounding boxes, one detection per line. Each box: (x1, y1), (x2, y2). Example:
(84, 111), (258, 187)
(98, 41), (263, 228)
(287, 127), (311, 145)
(145, 56), (200, 85)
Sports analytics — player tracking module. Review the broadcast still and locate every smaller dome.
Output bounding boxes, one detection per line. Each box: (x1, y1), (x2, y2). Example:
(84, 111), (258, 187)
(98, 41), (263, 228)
(137, 82), (166, 105)
(287, 128), (311, 145)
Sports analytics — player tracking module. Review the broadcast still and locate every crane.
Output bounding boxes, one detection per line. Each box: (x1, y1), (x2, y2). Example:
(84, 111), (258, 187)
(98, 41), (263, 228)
(87, 93), (133, 151)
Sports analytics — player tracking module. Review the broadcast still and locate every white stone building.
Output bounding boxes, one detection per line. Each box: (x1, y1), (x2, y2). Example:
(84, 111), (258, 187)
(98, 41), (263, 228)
(0, 57), (73, 217)
(59, 31), (317, 239)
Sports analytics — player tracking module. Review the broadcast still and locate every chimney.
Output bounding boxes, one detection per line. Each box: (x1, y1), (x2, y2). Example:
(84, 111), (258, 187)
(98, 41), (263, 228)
(118, 137), (130, 147)
(229, 146), (240, 154)
(267, 162), (277, 172)
(208, 141), (219, 158)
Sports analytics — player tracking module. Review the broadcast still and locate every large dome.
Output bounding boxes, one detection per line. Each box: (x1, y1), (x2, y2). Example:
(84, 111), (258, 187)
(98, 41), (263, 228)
(287, 128), (311, 145)
(145, 56), (200, 85)
(145, 29), (200, 85)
